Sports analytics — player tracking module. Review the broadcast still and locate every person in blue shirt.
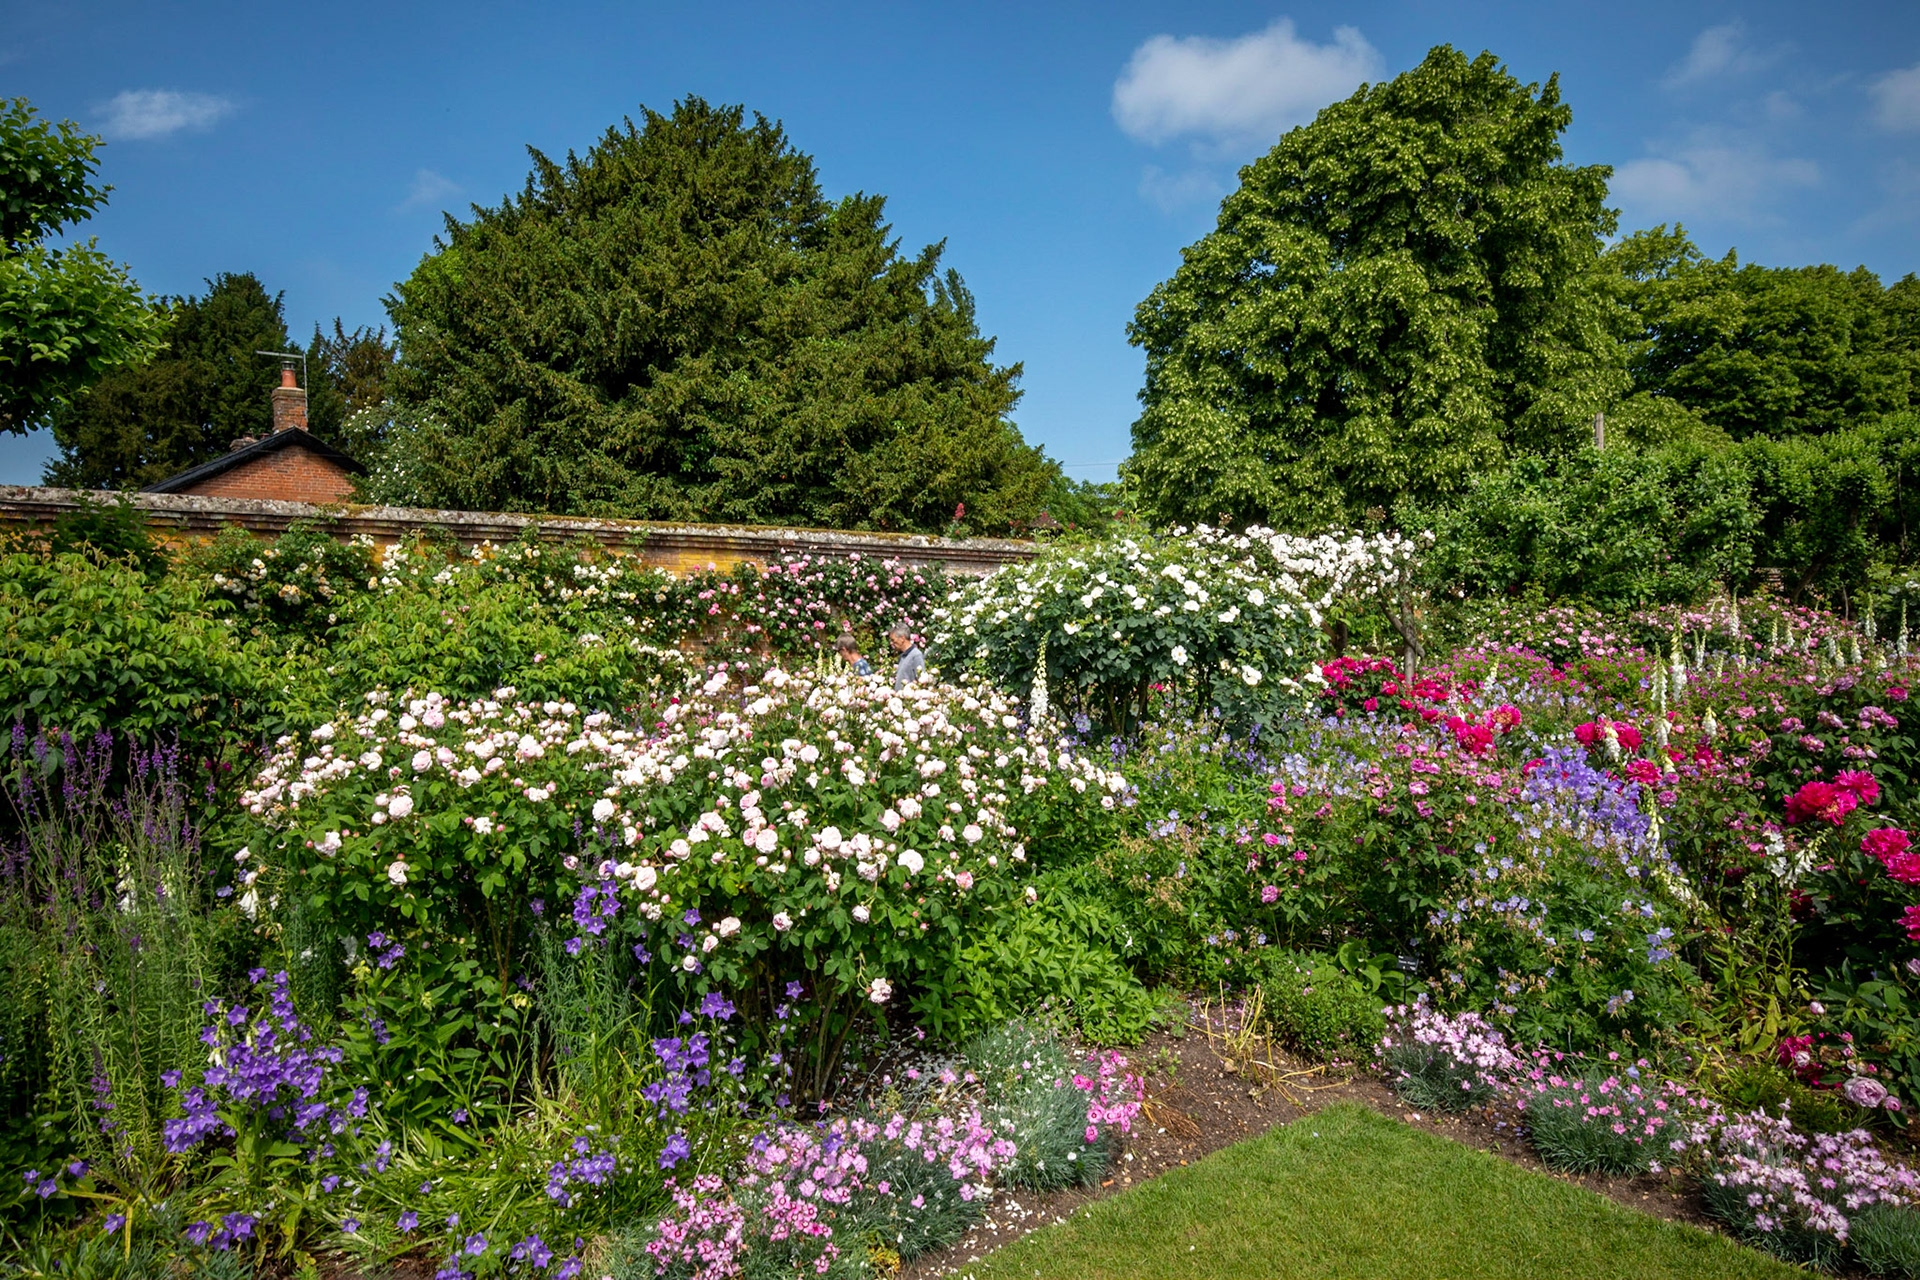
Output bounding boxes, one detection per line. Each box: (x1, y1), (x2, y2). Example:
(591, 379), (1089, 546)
(836, 632), (873, 677)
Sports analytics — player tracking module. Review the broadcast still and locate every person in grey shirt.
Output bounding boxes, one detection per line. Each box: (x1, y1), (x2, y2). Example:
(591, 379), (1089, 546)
(888, 624), (925, 688)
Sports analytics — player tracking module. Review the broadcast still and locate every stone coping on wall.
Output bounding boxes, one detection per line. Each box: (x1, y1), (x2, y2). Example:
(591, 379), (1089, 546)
(0, 486), (1037, 576)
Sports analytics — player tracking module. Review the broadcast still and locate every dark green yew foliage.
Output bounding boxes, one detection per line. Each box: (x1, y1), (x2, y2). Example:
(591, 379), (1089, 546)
(386, 97), (1059, 533)
(46, 272), (298, 490)
(1127, 46), (1625, 529)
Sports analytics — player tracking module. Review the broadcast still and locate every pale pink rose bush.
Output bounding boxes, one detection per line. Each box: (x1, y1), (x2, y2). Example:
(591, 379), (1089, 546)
(241, 666), (1129, 1069)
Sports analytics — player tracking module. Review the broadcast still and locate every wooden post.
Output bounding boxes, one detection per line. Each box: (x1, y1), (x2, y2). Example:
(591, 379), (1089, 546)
(1592, 412), (1606, 451)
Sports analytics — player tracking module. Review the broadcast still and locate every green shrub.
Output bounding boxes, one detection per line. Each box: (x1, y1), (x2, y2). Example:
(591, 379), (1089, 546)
(1712, 1061), (1860, 1135)
(1411, 443), (1755, 608)
(1257, 950), (1383, 1061)
(0, 550), (263, 755)
(949, 873), (1155, 1045)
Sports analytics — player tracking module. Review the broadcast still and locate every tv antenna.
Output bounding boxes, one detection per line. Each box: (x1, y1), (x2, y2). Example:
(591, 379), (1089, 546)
(255, 349), (309, 389)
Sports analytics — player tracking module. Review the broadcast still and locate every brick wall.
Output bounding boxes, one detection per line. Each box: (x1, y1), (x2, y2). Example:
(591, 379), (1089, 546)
(182, 451), (357, 503)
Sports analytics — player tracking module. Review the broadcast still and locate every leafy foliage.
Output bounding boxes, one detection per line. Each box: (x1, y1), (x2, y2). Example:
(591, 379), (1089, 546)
(1256, 950), (1384, 1061)
(0, 97), (166, 433)
(45, 272), (298, 489)
(385, 97), (1061, 532)
(0, 548), (263, 753)
(1125, 47), (1624, 528)
(1610, 225), (1919, 440)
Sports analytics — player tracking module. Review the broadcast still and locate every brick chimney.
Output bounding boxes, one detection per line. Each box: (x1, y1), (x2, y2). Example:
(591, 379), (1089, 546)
(270, 361), (308, 433)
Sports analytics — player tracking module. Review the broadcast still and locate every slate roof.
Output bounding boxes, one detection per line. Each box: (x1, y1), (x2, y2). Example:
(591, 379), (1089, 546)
(140, 429), (365, 495)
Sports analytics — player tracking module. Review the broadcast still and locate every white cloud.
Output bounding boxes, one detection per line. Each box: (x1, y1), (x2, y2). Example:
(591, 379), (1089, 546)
(397, 169), (462, 213)
(1868, 62), (1920, 131)
(1612, 133), (1819, 223)
(1662, 22), (1776, 89)
(1112, 18), (1382, 149)
(1137, 164), (1226, 214)
(96, 89), (233, 141)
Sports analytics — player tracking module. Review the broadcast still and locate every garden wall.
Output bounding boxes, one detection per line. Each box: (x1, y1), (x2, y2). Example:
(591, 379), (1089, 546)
(0, 485), (1037, 577)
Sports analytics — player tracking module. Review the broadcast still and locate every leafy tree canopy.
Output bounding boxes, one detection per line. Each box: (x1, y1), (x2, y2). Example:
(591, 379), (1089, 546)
(304, 318), (395, 460)
(48, 273), (297, 489)
(383, 97), (1060, 533)
(1610, 224), (1919, 439)
(0, 97), (166, 432)
(1124, 46), (1626, 530)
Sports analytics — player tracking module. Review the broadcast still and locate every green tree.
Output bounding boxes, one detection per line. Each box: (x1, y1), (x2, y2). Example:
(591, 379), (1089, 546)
(44, 272), (296, 489)
(0, 97), (166, 432)
(303, 318), (395, 458)
(384, 97), (1059, 533)
(1125, 47), (1626, 530)
(1610, 225), (1919, 439)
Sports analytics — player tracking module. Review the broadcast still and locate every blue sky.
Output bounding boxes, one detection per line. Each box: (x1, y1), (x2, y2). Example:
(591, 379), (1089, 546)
(6, 0), (1918, 487)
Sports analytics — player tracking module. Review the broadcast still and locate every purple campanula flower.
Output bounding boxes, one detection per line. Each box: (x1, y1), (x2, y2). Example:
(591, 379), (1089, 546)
(659, 1131), (692, 1168)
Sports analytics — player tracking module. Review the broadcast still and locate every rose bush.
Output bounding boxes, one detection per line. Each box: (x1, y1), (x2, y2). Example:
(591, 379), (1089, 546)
(933, 525), (1330, 735)
(242, 666), (1128, 1092)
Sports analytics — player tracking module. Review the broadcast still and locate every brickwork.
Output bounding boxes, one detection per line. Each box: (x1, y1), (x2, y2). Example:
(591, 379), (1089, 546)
(270, 384), (308, 434)
(177, 450), (357, 503)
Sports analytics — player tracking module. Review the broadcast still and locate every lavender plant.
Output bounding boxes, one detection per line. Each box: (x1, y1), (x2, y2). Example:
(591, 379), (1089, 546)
(2, 730), (226, 1223)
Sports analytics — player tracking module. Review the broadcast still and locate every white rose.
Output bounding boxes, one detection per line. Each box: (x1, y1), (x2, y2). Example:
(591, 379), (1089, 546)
(701, 934), (720, 953)
(868, 977), (892, 1004)
(898, 849), (924, 876)
(898, 797), (923, 820)
(388, 794), (414, 819)
(880, 809), (901, 832)
(387, 860), (408, 887)
(472, 816), (495, 835)
(817, 826), (844, 851)
(961, 823), (983, 844)
(798, 744), (820, 765)
(1171, 645), (1189, 666)
(773, 911), (794, 931)
(1242, 664), (1262, 686)
(631, 865), (658, 892)
(592, 798), (618, 823)
(717, 916), (741, 937)
(754, 827), (779, 854)
(317, 830), (342, 855)
(516, 734), (544, 760)
(681, 954), (699, 971)
(311, 723), (335, 741)
(852, 904), (870, 923)
(412, 750), (434, 773)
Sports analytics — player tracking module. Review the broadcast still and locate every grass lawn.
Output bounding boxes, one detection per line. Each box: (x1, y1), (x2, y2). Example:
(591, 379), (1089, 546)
(960, 1103), (1798, 1280)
